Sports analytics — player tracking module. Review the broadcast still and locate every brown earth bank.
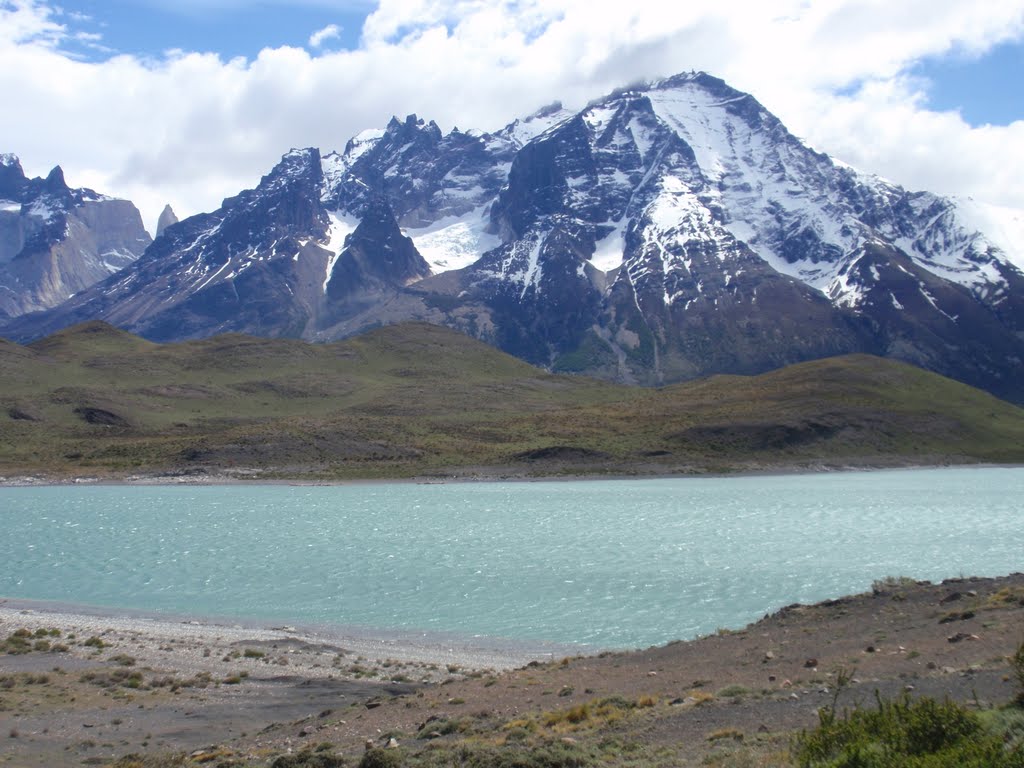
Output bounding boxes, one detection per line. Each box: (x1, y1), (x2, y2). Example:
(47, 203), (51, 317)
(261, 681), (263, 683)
(1, 574), (1022, 767)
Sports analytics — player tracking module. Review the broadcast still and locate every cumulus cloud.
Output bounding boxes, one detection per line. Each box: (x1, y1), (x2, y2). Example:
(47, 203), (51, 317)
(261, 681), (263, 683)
(309, 23), (342, 48)
(1, 0), (1023, 234)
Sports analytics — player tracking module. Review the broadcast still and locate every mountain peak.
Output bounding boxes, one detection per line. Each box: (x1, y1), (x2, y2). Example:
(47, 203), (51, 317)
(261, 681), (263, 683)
(155, 204), (179, 238)
(0, 153), (27, 198)
(279, 147), (321, 168)
(4, 72), (1022, 404)
(44, 165), (68, 192)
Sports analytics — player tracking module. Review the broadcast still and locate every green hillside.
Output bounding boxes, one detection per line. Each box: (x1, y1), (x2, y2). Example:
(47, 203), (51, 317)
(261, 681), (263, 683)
(2, 321), (1023, 480)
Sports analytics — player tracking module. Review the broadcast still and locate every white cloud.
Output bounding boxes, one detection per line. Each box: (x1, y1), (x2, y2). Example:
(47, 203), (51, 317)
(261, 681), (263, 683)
(308, 23), (342, 48)
(2, 0), (1023, 235)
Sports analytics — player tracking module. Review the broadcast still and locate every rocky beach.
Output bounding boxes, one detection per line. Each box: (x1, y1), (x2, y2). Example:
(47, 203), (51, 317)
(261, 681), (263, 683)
(2, 574), (1022, 766)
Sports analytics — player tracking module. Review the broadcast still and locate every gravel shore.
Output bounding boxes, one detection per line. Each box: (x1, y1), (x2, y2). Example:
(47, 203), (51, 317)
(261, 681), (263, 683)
(0, 599), (574, 678)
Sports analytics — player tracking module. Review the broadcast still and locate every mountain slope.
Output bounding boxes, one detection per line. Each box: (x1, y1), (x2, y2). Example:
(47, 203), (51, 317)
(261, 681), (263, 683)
(2, 322), (1023, 480)
(0, 154), (151, 318)
(3, 73), (1023, 402)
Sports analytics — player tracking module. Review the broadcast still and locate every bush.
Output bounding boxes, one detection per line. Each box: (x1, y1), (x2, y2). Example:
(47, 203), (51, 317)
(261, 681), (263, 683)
(272, 750), (345, 768)
(1013, 639), (1024, 705)
(358, 749), (402, 768)
(795, 693), (1024, 767)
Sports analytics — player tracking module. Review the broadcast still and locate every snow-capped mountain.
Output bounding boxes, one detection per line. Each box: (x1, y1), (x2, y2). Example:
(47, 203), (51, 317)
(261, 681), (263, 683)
(0, 154), (151, 318)
(5, 73), (1023, 402)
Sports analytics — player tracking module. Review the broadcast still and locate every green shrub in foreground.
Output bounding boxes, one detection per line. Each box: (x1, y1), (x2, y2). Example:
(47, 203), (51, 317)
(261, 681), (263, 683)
(795, 693), (1024, 767)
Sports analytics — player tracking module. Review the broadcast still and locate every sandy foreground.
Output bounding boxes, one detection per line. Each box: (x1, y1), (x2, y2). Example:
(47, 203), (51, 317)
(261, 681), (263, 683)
(0, 599), (570, 675)
(0, 599), (573, 766)
(1, 574), (1023, 767)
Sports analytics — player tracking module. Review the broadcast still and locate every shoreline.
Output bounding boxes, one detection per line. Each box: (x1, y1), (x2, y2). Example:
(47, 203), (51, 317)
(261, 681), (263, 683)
(2, 459), (1022, 488)
(2, 574), (1022, 766)
(4, 573), (1019, 765)
(0, 597), (581, 674)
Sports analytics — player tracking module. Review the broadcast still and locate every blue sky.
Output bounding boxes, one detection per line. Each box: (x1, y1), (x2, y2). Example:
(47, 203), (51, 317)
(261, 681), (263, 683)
(3, 0), (1023, 232)
(53, 1), (1024, 127)
(56, 0), (366, 61)
(913, 40), (1024, 126)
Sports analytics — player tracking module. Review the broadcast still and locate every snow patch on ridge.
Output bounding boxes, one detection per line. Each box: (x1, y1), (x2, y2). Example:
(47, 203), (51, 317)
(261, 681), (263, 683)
(346, 128), (386, 163)
(321, 211), (359, 292)
(591, 220), (626, 271)
(407, 206), (499, 273)
(503, 106), (574, 147)
(320, 152), (348, 197)
(950, 197), (1024, 271)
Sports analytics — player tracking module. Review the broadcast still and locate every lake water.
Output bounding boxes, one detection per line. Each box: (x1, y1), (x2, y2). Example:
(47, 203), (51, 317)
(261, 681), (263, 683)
(1, 467), (1021, 650)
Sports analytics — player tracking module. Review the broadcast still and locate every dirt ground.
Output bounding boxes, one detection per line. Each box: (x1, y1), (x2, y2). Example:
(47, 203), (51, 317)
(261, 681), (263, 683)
(2, 573), (1022, 766)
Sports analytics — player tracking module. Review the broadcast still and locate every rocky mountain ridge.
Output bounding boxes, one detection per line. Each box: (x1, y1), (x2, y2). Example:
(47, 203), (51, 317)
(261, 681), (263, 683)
(0, 154), (151, 318)
(3, 73), (1023, 402)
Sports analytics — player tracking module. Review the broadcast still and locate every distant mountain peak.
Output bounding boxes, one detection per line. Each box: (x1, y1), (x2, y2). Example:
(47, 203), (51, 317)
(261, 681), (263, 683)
(44, 165), (67, 191)
(155, 204), (179, 238)
(0, 156), (150, 318)
(3, 72), (1022, 403)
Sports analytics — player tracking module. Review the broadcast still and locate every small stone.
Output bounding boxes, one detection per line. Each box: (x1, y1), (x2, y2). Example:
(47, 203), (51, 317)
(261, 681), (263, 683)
(560, 737), (578, 745)
(426, 731), (443, 740)
(763, 651), (774, 662)
(789, 693), (799, 700)
(758, 724), (769, 734)
(804, 658), (818, 668)
(647, 671), (657, 677)
(939, 592), (962, 604)
(947, 633), (970, 644)
(365, 740), (375, 752)
(865, 645), (876, 653)
(768, 675), (777, 682)
(782, 679), (792, 688)
(904, 685), (915, 692)
(926, 661), (937, 670)
(386, 738), (399, 749)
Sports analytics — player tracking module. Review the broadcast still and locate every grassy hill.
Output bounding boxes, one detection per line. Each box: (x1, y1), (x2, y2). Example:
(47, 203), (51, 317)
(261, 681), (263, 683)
(2, 321), (1023, 480)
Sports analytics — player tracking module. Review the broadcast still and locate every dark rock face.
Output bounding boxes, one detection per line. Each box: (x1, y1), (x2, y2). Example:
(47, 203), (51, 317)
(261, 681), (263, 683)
(0, 154), (151, 316)
(323, 115), (514, 226)
(3, 73), (1023, 402)
(325, 200), (431, 307)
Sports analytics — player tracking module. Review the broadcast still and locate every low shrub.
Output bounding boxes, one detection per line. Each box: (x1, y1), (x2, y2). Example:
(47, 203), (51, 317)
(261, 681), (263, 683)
(1013, 639), (1024, 705)
(795, 693), (1024, 767)
(273, 750), (346, 768)
(358, 748), (402, 768)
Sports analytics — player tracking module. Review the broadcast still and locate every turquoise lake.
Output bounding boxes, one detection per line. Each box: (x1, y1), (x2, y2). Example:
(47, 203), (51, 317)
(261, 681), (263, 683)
(1, 467), (1021, 650)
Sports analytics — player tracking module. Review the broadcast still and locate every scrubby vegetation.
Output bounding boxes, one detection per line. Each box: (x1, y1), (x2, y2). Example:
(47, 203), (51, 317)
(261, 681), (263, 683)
(796, 645), (1024, 767)
(795, 693), (1024, 767)
(3, 322), (1024, 480)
